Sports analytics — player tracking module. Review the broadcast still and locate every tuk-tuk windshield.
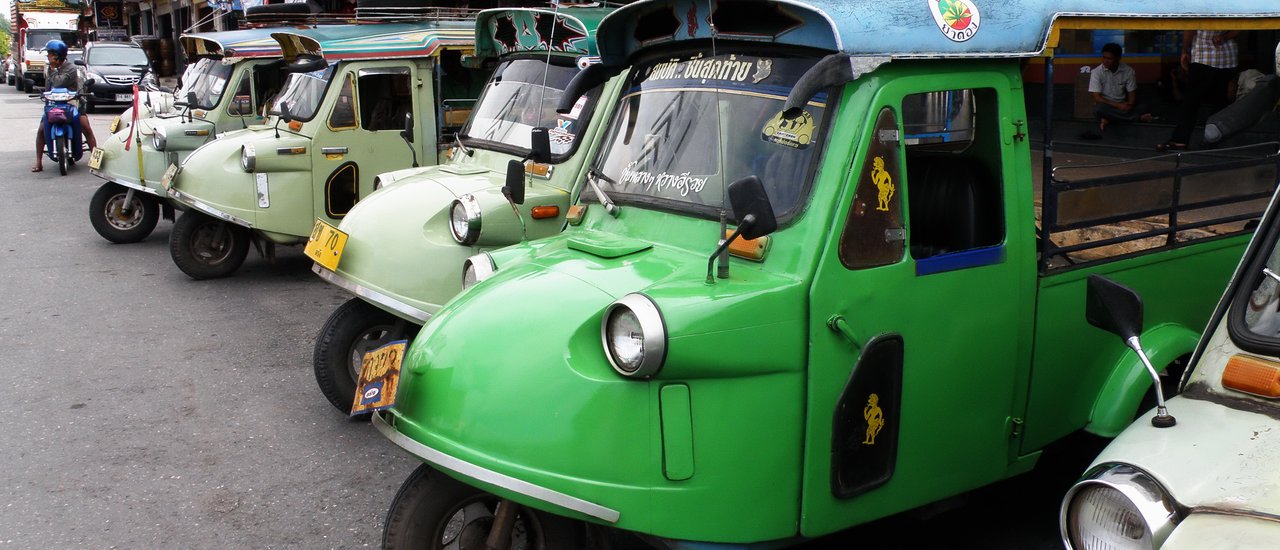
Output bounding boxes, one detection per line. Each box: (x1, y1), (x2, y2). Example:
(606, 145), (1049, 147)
(462, 58), (597, 159)
(269, 64), (336, 122)
(589, 52), (828, 220)
(183, 58), (236, 110)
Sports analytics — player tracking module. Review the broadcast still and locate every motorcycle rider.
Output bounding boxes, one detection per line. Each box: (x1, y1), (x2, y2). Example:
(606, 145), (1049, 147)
(32, 39), (97, 172)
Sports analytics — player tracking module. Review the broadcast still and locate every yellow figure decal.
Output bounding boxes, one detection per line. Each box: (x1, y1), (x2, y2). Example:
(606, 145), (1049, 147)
(871, 156), (894, 212)
(863, 393), (885, 445)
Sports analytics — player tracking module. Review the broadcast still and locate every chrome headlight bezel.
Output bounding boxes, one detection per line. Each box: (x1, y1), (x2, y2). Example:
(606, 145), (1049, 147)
(461, 252), (495, 290)
(1061, 463), (1181, 550)
(601, 293), (667, 379)
(240, 144), (256, 172)
(152, 127), (167, 151)
(449, 194), (482, 246)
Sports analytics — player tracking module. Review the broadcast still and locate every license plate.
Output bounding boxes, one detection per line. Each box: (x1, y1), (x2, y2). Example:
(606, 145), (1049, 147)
(351, 340), (408, 415)
(109, 116), (120, 134)
(303, 218), (348, 271)
(160, 163), (178, 190)
(115, 93), (132, 102)
(87, 147), (105, 170)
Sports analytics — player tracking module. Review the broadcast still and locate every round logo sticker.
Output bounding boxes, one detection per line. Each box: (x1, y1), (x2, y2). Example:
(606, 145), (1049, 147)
(363, 387), (381, 400)
(929, 0), (981, 43)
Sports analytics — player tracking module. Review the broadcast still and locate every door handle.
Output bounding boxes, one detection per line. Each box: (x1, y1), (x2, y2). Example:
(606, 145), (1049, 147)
(827, 315), (861, 350)
(321, 147), (348, 155)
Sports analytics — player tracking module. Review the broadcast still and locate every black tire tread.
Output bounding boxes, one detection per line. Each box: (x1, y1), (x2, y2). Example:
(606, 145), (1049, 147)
(313, 297), (405, 417)
(168, 212), (251, 280)
(89, 183), (160, 243)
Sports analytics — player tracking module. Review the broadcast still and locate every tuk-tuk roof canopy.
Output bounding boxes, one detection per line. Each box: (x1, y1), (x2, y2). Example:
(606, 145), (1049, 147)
(474, 6), (612, 60)
(272, 20), (475, 63)
(180, 26), (287, 60)
(597, 0), (1280, 64)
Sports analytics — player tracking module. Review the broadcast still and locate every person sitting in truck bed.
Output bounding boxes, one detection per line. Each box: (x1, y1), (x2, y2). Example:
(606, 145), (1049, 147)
(1088, 42), (1153, 136)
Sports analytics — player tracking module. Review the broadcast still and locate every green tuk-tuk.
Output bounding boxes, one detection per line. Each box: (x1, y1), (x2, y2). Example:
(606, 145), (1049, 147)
(367, 0), (1280, 546)
(305, 5), (621, 416)
(163, 18), (487, 279)
(87, 28), (288, 244)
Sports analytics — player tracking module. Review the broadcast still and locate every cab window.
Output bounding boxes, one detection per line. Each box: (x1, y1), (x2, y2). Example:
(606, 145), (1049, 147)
(252, 64), (286, 116)
(328, 74), (357, 130)
(358, 67), (412, 132)
(227, 71), (252, 116)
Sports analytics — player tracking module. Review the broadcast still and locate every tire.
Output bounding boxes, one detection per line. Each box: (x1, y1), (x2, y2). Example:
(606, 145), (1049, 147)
(56, 136), (68, 175)
(313, 298), (419, 417)
(169, 212), (251, 280)
(384, 464), (585, 550)
(89, 183), (160, 243)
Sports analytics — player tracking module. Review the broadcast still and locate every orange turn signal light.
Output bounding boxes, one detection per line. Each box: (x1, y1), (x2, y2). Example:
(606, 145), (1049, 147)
(288, 120), (303, 132)
(1223, 355), (1280, 398)
(530, 205), (559, 219)
(524, 160), (552, 178)
(566, 204), (586, 225)
(723, 229), (770, 261)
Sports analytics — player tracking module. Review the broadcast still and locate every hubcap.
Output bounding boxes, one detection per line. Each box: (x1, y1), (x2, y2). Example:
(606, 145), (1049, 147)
(104, 194), (145, 230)
(440, 499), (531, 550)
(190, 222), (235, 265)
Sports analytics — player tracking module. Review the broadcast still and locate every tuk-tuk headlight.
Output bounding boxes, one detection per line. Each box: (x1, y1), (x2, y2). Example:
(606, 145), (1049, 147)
(241, 144), (256, 172)
(1061, 464), (1179, 550)
(152, 127), (167, 151)
(602, 294), (666, 378)
(449, 195), (481, 245)
(461, 253), (495, 290)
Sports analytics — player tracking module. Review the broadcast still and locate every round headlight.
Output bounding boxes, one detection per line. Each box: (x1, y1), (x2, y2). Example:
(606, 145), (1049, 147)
(601, 294), (666, 378)
(152, 128), (167, 151)
(461, 253), (495, 290)
(1061, 464), (1179, 550)
(241, 144), (256, 172)
(449, 195), (481, 245)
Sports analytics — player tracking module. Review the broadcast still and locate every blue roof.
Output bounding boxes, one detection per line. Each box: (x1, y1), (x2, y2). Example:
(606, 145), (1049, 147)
(597, 0), (1280, 64)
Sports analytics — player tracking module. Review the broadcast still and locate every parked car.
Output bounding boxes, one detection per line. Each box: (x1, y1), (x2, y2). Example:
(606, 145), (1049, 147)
(4, 57), (16, 86)
(74, 42), (148, 112)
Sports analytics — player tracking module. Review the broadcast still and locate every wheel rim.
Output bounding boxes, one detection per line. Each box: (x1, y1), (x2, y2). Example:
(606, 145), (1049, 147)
(189, 222), (237, 265)
(347, 323), (398, 382)
(437, 498), (535, 550)
(103, 194), (145, 230)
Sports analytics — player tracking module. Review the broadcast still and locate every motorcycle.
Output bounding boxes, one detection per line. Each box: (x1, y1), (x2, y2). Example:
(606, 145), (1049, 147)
(36, 87), (85, 176)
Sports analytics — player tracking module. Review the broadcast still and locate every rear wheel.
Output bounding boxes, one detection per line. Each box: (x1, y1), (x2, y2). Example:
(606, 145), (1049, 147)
(89, 183), (160, 243)
(313, 298), (418, 417)
(56, 136), (68, 175)
(383, 464), (584, 550)
(169, 212), (251, 280)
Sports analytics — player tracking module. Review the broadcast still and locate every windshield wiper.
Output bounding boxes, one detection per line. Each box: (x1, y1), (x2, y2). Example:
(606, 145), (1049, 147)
(586, 168), (619, 217)
(454, 133), (473, 157)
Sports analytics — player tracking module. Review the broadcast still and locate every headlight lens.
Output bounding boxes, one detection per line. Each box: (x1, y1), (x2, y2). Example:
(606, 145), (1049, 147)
(1061, 464), (1179, 550)
(241, 144), (256, 172)
(601, 294), (666, 378)
(461, 253), (495, 290)
(152, 128), (167, 151)
(449, 195), (481, 245)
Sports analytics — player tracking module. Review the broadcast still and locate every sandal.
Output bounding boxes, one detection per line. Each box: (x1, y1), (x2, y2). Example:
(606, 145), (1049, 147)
(1155, 141), (1187, 152)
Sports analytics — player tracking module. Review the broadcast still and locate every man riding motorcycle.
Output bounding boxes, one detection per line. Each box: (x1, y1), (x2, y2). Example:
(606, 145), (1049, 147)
(32, 39), (97, 173)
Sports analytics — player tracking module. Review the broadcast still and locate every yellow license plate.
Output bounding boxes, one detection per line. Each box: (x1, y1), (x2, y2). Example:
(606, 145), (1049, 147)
(87, 147), (105, 170)
(303, 218), (348, 271)
(351, 340), (408, 415)
(160, 163), (178, 190)
(109, 116), (121, 134)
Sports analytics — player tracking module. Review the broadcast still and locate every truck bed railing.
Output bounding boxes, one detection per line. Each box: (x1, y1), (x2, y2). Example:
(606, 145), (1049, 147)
(1039, 141), (1280, 274)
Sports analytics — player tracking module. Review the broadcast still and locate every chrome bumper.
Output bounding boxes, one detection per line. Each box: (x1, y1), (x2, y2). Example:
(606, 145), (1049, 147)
(311, 264), (432, 324)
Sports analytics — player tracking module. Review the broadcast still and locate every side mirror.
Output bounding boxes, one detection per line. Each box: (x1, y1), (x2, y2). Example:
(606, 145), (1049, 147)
(555, 63), (622, 114)
(1085, 275), (1143, 341)
(73, 59), (85, 66)
(528, 127), (551, 163)
(400, 113), (414, 143)
(728, 176), (778, 240)
(84, 77), (96, 87)
(279, 102), (293, 123)
(503, 160), (526, 205)
(186, 91), (198, 107)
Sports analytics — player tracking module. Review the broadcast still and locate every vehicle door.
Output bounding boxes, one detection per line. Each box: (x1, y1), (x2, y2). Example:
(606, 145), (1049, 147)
(311, 61), (420, 224)
(801, 70), (1037, 535)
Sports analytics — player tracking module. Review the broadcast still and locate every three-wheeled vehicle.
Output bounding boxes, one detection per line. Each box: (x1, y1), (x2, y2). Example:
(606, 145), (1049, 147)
(1060, 51), (1280, 550)
(87, 28), (288, 244)
(368, 0), (1280, 547)
(163, 19), (486, 279)
(306, 5), (621, 416)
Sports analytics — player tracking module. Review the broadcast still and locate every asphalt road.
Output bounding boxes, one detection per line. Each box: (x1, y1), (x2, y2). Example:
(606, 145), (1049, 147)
(0, 88), (1076, 548)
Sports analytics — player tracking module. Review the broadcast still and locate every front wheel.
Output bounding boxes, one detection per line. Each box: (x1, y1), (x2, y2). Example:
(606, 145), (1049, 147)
(89, 183), (160, 243)
(384, 464), (584, 550)
(56, 136), (68, 175)
(169, 212), (251, 280)
(313, 298), (418, 417)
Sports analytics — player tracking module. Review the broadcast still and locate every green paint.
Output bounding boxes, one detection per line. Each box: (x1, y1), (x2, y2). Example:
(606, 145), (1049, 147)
(660, 384), (695, 481)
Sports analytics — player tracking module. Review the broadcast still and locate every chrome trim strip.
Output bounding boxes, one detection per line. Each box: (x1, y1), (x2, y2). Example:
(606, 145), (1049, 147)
(167, 187), (253, 228)
(96, 177), (166, 197)
(276, 147), (306, 155)
(311, 264), (431, 323)
(321, 146), (348, 155)
(373, 412), (621, 524)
